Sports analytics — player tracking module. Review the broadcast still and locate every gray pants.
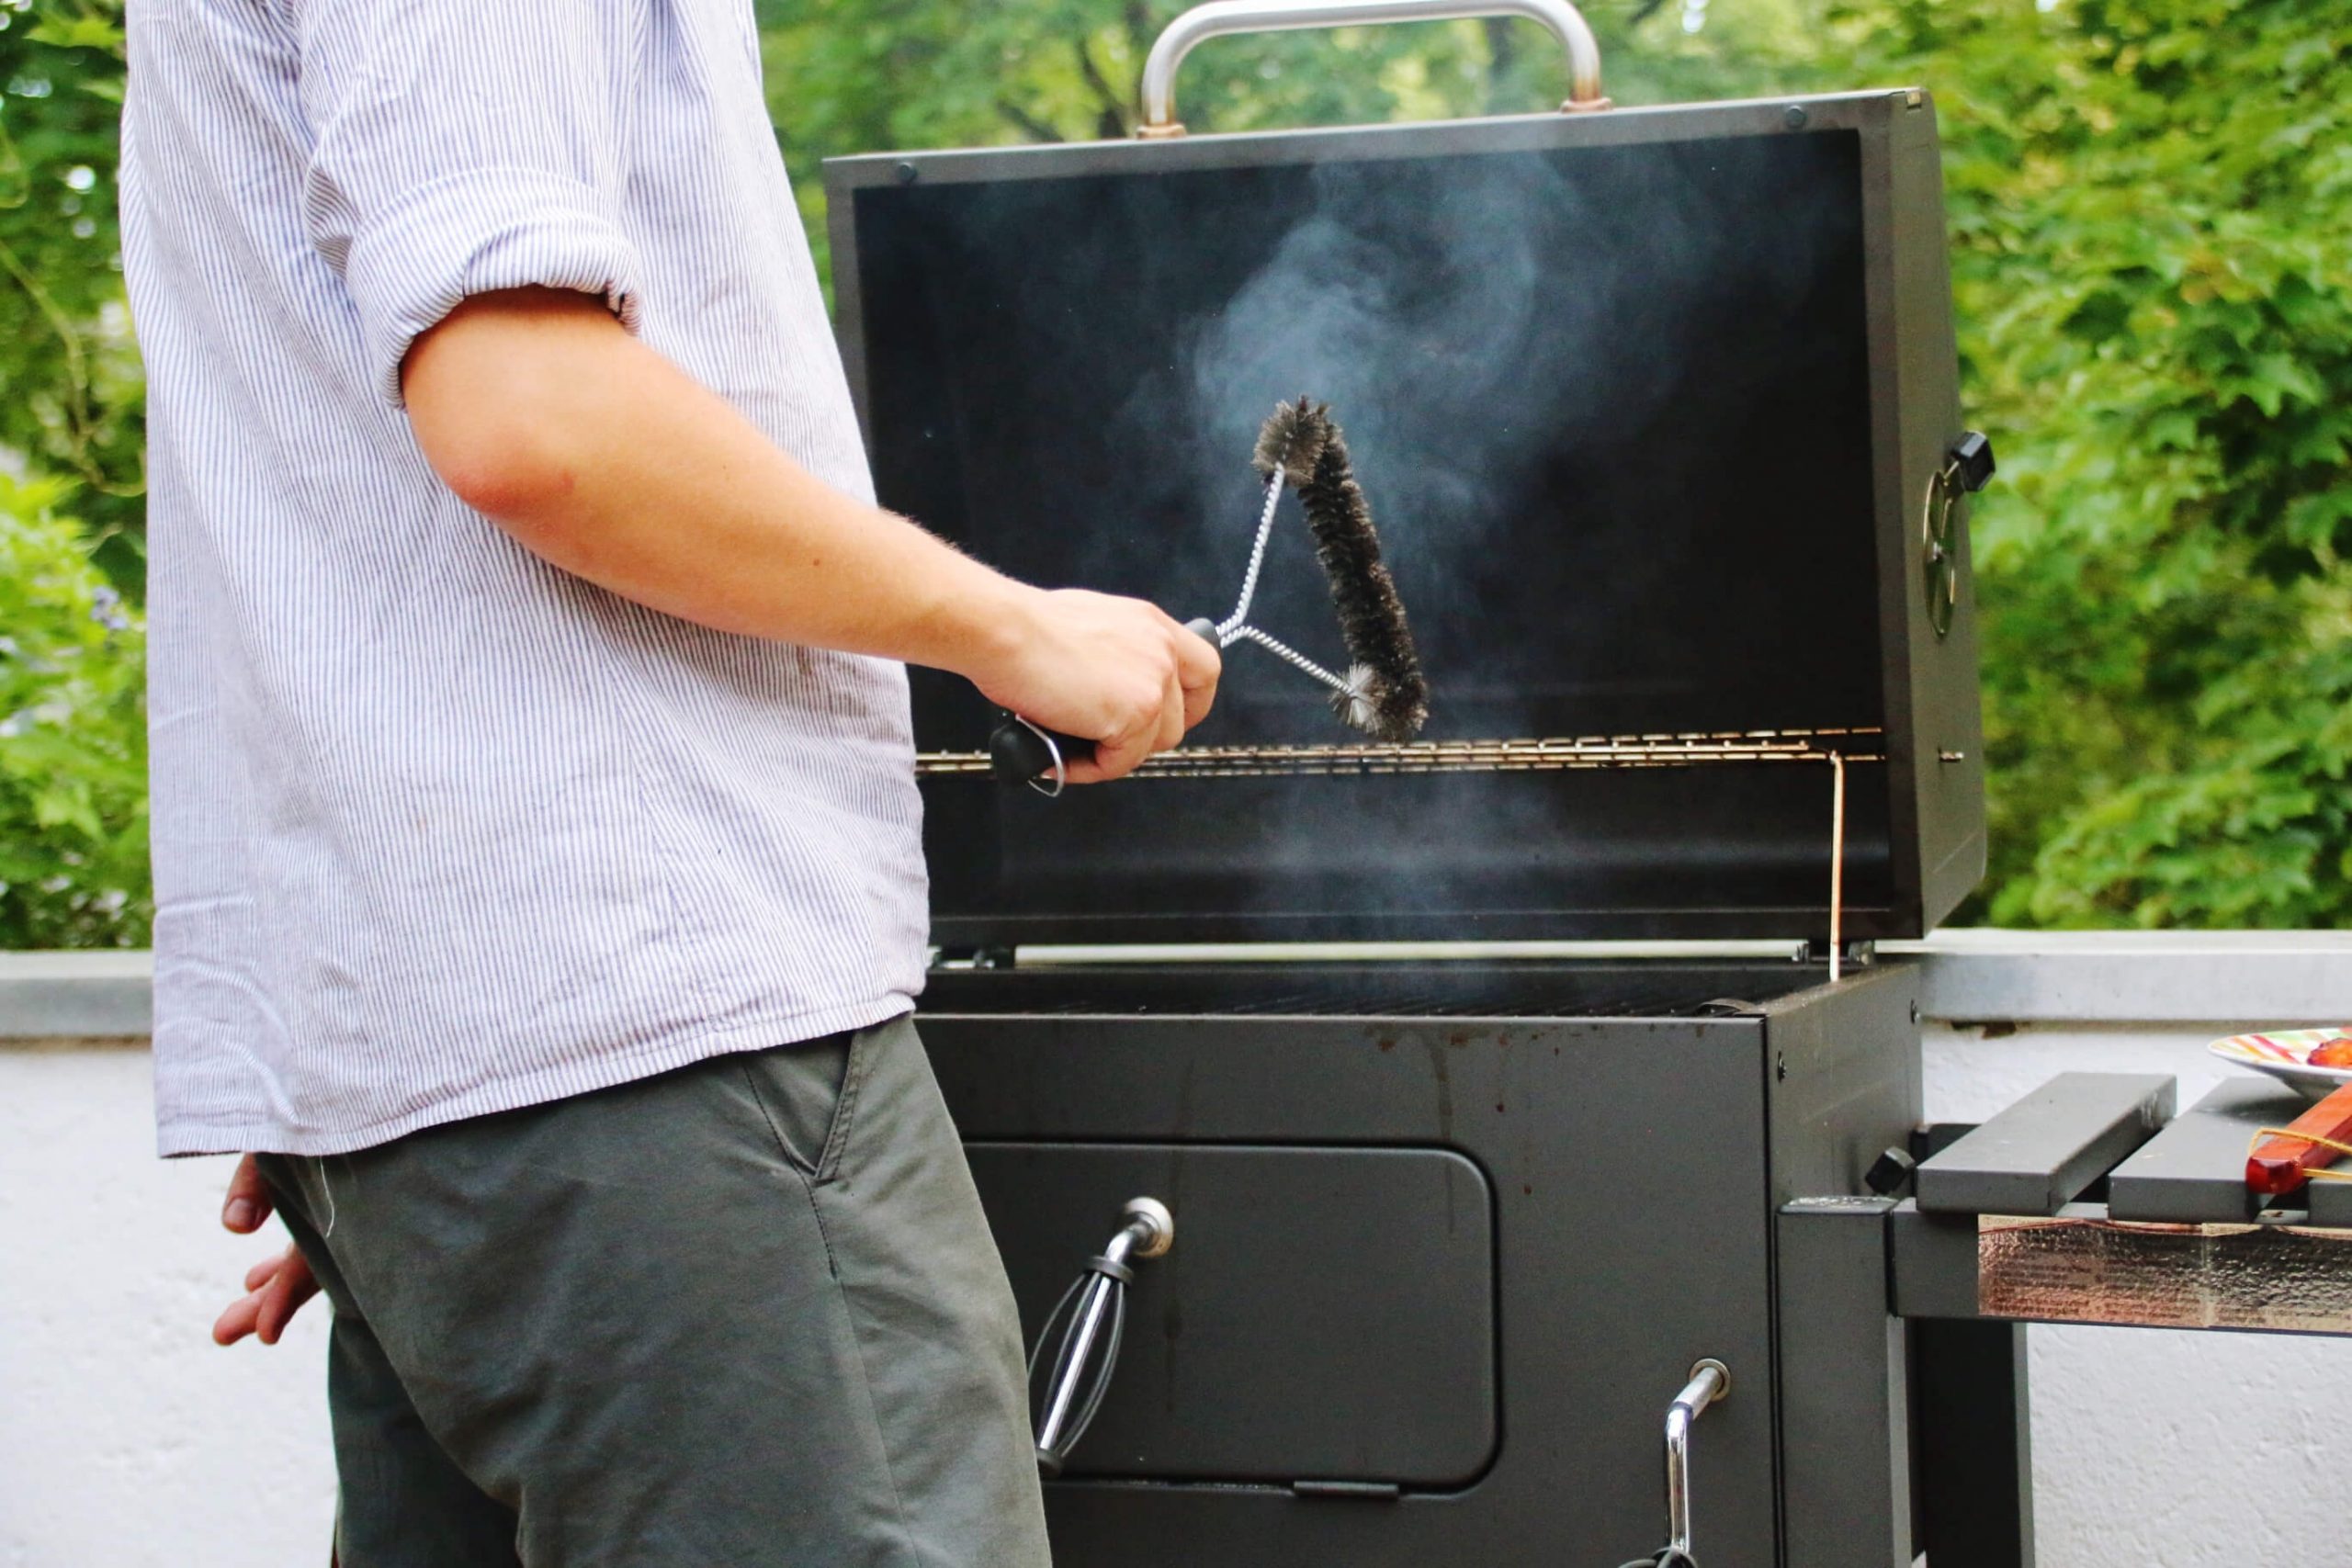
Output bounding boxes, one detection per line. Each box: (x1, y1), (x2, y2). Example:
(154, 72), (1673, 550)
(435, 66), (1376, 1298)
(258, 1016), (1051, 1568)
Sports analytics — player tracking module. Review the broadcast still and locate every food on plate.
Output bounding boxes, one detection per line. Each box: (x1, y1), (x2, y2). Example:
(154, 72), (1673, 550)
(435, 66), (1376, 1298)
(2308, 1037), (2352, 1068)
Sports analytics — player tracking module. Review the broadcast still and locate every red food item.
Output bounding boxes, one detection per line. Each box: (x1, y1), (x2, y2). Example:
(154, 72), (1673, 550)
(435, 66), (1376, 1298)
(2247, 1079), (2352, 1195)
(2309, 1037), (2352, 1068)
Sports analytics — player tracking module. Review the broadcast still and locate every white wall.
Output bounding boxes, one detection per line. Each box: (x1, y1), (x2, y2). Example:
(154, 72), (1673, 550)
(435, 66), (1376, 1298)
(0, 1046), (334, 1568)
(6, 1000), (2352, 1563)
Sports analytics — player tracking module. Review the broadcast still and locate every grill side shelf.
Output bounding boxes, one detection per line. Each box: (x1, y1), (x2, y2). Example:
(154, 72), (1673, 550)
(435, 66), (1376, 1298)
(1913, 1071), (2177, 1216)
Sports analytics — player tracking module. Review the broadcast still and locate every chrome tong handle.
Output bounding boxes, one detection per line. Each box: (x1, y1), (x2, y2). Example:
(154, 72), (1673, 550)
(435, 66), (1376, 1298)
(1138, 0), (1608, 138)
(1031, 1198), (1176, 1476)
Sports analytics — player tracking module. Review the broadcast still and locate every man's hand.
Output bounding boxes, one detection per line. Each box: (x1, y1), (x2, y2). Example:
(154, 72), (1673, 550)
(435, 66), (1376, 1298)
(969, 589), (1220, 784)
(212, 1153), (321, 1347)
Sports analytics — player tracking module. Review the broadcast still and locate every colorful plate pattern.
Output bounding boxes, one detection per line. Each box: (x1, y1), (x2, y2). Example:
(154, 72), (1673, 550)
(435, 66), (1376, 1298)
(2208, 1029), (2352, 1102)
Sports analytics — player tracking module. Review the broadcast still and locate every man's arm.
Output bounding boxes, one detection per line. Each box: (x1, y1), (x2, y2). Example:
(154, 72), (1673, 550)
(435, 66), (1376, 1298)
(402, 288), (1217, 783)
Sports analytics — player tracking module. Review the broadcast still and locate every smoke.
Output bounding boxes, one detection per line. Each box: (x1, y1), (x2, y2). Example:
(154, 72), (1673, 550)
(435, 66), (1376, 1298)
(1140, 138), (1883, 920)
(1161, 145), (1747, 740)
(1185, 153), (1609, 536)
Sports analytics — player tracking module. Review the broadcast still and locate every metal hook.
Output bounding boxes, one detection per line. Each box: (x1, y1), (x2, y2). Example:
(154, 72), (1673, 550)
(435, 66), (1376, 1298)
(1014, 716), (1069, 797)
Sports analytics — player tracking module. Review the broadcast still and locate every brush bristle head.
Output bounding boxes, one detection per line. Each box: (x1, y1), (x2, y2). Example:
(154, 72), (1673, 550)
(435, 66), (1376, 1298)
(1331, 664), (1429, 742)
(1252, 397), (1331, 487)
(1293, 412), (1430, 741)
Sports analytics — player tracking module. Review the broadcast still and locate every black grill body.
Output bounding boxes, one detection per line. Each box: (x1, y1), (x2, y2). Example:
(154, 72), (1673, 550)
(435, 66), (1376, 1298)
(824, 80), (1986, 1568)
(921, 960), (1921, 1564)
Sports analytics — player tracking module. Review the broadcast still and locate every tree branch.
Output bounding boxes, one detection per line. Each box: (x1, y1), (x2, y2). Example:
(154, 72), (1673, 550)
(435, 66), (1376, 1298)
(1076, 36), (1131, 139)
(1482, 16), (1518, 113)
(997, 99), (1065, 143)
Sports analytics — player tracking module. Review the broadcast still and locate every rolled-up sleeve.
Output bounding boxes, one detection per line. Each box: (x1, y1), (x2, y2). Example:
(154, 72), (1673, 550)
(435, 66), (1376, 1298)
(294, 0), (648, 405)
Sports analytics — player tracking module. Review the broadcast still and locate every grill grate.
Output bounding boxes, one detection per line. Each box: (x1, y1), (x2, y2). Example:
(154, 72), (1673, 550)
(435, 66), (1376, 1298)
(925, 969), (1799, 1019)
(917, 728), (1883, 779)
(1002, 991), (1764, 1018)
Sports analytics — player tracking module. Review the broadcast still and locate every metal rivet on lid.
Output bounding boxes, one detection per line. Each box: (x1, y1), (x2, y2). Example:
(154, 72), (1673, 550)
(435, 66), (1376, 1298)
(1783, 104), (1809, 130)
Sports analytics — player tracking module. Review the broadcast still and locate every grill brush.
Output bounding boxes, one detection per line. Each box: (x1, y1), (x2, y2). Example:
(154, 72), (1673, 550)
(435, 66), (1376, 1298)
(990, 397), (1428, 791)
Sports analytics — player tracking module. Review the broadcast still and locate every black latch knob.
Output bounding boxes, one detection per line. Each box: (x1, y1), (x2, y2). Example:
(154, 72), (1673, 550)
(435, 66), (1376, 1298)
(1946, 431), (1995, 494)
(1864, 1145), (1919, 1198)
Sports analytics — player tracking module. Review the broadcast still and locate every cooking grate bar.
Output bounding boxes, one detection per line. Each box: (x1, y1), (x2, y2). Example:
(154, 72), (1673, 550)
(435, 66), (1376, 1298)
(916, 728), (1885, 779)
(1004, 985), (1760, 1019)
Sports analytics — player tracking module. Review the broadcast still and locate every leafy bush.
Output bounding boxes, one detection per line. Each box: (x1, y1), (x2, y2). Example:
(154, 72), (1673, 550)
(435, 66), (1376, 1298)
(0, 0), (145, 577)
(0, 471), (149, 947)
(1825, 0), (2352, 924)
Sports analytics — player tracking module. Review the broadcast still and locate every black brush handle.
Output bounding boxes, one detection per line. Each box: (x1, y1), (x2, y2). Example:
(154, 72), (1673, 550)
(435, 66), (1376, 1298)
(989, 618), (1219, 788)
(989, 717), (1085, 784)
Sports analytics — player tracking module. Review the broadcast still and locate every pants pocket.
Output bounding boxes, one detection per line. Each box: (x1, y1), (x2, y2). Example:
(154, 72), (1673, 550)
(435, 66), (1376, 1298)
(741, 1028), (869, 1183)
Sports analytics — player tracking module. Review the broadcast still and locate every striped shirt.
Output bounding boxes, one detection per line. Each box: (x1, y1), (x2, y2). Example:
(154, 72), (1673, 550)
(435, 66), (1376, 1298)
(121, 0), (927, 1157)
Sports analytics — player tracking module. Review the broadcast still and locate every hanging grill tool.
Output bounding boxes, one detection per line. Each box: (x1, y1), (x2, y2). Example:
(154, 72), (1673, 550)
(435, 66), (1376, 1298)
(987, 398), (1428, 795)
(1029, 1198), (1176, 1476)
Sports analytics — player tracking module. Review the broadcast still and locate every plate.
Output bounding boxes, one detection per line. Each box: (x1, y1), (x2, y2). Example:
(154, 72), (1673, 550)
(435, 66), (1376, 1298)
(2208, 1029), (2352, 1101)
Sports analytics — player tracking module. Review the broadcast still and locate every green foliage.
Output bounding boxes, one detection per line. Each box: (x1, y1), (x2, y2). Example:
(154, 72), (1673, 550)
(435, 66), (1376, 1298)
(0, 0), (144, 580)
(0, 470), (149, 948)
(1, 0), (2347, 942)
(1810, 0), (2352, 924)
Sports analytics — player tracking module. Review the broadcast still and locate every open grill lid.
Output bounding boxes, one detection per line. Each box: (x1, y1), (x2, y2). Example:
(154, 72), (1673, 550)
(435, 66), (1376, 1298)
(825, 52), (1985, 951)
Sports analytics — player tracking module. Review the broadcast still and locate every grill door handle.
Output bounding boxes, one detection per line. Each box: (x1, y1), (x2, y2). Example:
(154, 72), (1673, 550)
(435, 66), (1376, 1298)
(1620, 1359), (1729, 1566)
(1138, 0), (1609, 138)
(1031, 1198), (1176, 1476)
(1664, 1359), (1728, 1562)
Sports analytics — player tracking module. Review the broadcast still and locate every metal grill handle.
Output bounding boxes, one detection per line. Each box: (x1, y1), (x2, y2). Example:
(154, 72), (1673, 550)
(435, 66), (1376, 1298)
(1620, 1359), (1729, 1565)
(1031, 1198), (1175, 1476)
(1138, 0), (1608, 138)
(1665, 1359), (1729, 1560)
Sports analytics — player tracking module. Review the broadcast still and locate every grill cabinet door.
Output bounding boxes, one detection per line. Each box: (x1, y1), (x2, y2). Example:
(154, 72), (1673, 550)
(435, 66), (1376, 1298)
(969, 1142), (1497, 1485)
(920, 993), (1807, 1566)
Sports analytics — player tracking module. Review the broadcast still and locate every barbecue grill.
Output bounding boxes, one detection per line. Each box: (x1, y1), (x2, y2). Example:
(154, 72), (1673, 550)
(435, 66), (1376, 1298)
(826, 4), (2007, 1562)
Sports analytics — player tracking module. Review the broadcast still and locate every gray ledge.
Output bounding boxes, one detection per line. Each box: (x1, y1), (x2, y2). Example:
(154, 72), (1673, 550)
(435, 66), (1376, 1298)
(1887, 930), (2352, 1025)
(5, 931), (2349, 1041)
(0, 951), (155, 1039)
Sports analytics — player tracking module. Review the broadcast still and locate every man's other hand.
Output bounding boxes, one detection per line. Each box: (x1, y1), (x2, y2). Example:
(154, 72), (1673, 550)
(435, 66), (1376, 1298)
(213, 1152), (321, 1346)
(968, 588), (1221, 784)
